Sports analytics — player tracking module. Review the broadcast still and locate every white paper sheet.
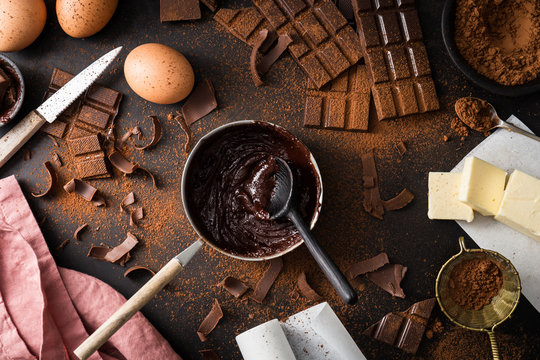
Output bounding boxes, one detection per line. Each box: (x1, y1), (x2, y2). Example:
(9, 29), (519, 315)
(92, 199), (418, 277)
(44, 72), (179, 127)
(451, 115), (540, 313)
(236, 319), (296, 360)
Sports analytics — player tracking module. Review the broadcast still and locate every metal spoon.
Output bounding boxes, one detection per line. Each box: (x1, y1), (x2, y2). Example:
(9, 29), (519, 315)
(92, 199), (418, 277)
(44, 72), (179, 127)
(455, 97), (540, 142)
(269, 157), (357, 305)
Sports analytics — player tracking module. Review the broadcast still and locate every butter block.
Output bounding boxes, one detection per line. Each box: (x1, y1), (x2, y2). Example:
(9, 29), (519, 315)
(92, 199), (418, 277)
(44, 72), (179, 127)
(458, 157), (507, 216)
(428, 172), (474, 222)
(495, 170), (540, 241)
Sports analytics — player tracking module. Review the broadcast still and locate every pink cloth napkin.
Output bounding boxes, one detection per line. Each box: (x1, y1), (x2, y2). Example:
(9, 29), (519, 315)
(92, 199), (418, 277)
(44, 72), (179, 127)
(0, 175), (181, 360)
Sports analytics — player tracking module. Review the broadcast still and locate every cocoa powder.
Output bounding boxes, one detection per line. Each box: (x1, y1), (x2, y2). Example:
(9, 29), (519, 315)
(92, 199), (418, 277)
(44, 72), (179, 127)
(448, 257), (503, 310)
(455, 97), (496, 132)
(455, 0), (540, 86)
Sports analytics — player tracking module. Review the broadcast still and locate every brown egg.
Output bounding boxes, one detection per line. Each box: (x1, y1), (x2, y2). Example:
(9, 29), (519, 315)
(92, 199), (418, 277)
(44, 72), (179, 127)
(56, 0), (118, 38)
(0, 0), (47, 52)
(124, 43), (195, 105)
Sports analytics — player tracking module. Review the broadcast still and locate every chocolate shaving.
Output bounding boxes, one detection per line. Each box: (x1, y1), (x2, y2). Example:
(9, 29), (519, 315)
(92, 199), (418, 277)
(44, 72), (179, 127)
(250, 30), (292, 87)
(88, 244), (111, 259)
(199, 349), (221, 360)
(108, 150), (157, 188)
(51, 152), (63, 168)
(124, 265), (156, 277)
(396, 141), (407, 156)
(74, 223), (88, 241)
(129, 207), (144, 227)
(219, 276), (250, 298)
(32, 161), (57, 198)
(366, 264), (407, 298)
(250, 257), (283, 303)
(22, 149), (31, 161)
(297, 272), (323, 302)
(181, 79), (217, 126)
(120, 192), (136, 212)
(117, 126), (142, 147)
(63, 179), (106, 207)
(134, 116), (162, 150)
(105, 232), (139, 263)
(345, 253), (389, 280)
(174, 113), (193, 154)
(383, 189), (415, 211)
(56, 239), (70, 250)
(197, 299), (223, 342)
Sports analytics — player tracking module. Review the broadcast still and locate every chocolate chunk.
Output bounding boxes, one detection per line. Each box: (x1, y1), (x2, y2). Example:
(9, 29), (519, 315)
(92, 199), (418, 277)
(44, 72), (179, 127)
(360, 150), (384, 219)
(250, 30), (292, 87)
(366, 263), (407, 298)
(351, 0), (439, 120)
(160, 0), (201, 21)
(133, 116), (162, 150)
(297, 272), (323, 302)
(199, 349), (221, 360)
(63, 178), (106, 207)
(383, 189), (414, 211)
(304, 64), (371, 131)
(181, 80), (218, 126)
(219, 276), (250, 298)
(67, 134), (110, 180)
(197, 299), (223, 341)
(74, 223), (88, 241)
(345, 252), (389, 280)
(363, 298), (436, 354)
(104, 232), (139, 263)
(108, 151), (157, 189)
(333, 0), (355, 25)
(31, 162), (58, 198)
(250, 257), (283, 303)
(40, 68), (122, 139)
(120, 192), (136, 212)
(253, 0), (363, 89)
(124, 265), (156, 278)
(214, 7), (275, 50)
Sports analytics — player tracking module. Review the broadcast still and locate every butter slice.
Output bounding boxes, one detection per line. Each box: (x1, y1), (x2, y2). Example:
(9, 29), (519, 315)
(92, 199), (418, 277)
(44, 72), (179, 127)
(458, 157), (507, 216)
(495, 170), (540, 241)
(428, 172), (474, 222)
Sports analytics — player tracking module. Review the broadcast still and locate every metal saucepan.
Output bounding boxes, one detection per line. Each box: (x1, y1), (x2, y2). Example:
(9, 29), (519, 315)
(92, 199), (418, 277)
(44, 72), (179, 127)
(75, 120), (324, 359)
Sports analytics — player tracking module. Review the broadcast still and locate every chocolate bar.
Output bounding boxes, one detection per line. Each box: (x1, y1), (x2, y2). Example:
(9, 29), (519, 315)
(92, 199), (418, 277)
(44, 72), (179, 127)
(160, 0), (201, 22)
(67, 134), (110, 179)
(351, 0), (439, 120)
(364, 298), (435, 354)
(40, 68), (122, 139)
(252, 0), (363, 89)
(304, 64), (371, 131)
(214, 7), (275, 48)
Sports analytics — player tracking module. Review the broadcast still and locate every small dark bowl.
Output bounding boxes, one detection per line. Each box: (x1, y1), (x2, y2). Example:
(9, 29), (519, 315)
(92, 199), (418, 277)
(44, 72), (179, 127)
(0, 54), (25, 126)
(441, 0), (540, 97)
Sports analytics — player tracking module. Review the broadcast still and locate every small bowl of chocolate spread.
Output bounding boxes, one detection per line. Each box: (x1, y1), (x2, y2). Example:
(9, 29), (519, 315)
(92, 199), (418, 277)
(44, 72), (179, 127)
(0, 54), (25, 126)
(181, 120), (323, 260)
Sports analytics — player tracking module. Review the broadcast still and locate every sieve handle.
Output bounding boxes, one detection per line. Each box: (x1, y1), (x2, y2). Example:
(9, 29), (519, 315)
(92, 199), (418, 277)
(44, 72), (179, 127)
(488, 331), (500, 360)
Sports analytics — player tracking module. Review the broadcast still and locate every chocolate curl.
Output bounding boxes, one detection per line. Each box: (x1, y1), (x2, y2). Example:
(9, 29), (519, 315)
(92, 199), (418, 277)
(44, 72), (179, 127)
(32, 161), (57, 198)
(120, 192), (136, 212)
(104, 232), (139, 263)
(51, 152), (63, 168)
(250, 30), (292, 87)
(63, 178), (106, 207)
(129, 207), (144, 227)
(124, 265), (156, 278)
(181, 79), (218, 126)
(345, 253), (389, 280)
(56, 239), (70, 250)
(297, 272), (323, 302)
(174, 113), (193, 154)
(219, 276), (250, 298)
(73, 223), (88, 241)
(366, 264), (407, 298)
(108, 150), (157, 189)
(88, 243), (110, 259)
(197, 299), (223, 342)
(383, 189), (414, 211)
(134, 116), (162, 150)
(250, 257), (283, 303)
(117, 126), (142, 147)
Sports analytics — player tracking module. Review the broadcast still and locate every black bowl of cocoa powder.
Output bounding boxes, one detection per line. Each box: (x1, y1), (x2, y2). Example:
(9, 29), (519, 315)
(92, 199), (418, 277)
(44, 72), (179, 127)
(442, 0), (540, 97)
(0, 54), (25, 126)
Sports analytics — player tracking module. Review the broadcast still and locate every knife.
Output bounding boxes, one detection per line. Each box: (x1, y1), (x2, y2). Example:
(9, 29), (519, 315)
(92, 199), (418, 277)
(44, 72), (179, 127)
(0, 47), (123, 168)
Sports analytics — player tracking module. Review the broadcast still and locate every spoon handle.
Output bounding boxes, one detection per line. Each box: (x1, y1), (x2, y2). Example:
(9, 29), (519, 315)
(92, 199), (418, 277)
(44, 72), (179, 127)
(500, 122), (540, 142)
(289, 209), (357, 305)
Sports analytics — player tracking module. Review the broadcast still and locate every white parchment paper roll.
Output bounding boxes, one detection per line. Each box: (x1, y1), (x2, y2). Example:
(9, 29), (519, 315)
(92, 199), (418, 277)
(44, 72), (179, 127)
(236, 319), (296, 360)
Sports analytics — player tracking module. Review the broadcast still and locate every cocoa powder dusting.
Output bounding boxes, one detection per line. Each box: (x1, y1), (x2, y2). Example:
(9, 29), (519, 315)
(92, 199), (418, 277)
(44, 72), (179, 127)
(448, 257), (503, 310)
(455, 0), (540, 86)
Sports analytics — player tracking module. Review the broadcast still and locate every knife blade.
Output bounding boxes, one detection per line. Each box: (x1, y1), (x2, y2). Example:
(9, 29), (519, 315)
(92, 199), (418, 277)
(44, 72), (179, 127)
(0, 46), (123, 168)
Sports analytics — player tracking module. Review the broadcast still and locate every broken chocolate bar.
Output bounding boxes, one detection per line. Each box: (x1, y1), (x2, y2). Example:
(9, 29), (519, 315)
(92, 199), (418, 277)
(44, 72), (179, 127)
(351, 0), (439, 120)
(363, 298), (436, 354)
(366, 263), (407, 298)
(252, 0), (363, 89)
(214, 7), (275, 49)
(304, 64), (371, 131)
(40, 68), (122, 139)
(160, 0), (201, 22)
(67, 134), (110, 179)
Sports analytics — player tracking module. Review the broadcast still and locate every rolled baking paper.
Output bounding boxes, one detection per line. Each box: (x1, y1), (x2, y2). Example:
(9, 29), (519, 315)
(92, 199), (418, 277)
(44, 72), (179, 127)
(236, 319), (296, 360)
(283, 302), (367, 360)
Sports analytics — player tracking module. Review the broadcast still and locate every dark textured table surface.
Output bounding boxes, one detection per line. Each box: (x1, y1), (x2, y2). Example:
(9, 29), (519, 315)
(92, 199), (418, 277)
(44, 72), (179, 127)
(1, 0), (540, 359)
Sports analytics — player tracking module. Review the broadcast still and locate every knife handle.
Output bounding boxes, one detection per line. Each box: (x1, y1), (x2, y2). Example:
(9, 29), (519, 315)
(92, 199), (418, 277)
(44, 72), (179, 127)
(0, 111), (46, 168)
